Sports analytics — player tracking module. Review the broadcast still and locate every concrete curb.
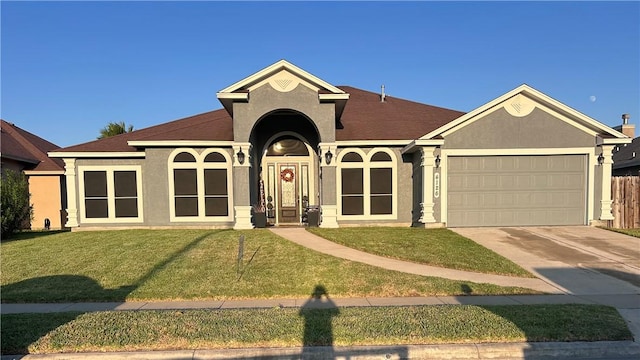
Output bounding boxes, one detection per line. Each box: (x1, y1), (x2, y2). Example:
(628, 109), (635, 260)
(3, 341), (640, 360)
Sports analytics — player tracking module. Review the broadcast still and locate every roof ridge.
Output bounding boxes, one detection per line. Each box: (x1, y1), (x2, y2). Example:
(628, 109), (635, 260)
(1, 120), (49, 161)
(1, 120), (64, 171)
(336, 86), (465, 113)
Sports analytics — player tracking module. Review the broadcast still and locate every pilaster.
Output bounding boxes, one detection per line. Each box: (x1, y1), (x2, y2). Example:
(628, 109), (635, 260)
(420, 147), (437, 224)
(63, 158), (79, 228)
(232, 143), (253, 229)
(318, 143), (338, 227)
(599, 145), (615, 221)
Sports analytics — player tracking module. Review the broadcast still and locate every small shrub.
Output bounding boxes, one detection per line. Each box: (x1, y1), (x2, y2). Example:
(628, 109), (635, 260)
(1, 169), (33, 239)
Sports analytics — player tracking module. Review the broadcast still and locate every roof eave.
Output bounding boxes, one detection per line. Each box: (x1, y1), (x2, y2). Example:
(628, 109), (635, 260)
(402, 139), (446, 154)
(48, 151), (146, 158)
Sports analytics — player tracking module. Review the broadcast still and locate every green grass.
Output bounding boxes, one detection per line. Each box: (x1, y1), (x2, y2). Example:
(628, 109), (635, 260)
(308, 228), (533, 277)
(1, 230), (538, 303)
(601, 227), (640, 238)
(1, 305), (631, 354)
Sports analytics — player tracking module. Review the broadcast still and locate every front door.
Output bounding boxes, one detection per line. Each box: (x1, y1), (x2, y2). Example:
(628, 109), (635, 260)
(278, 164), (299, 223)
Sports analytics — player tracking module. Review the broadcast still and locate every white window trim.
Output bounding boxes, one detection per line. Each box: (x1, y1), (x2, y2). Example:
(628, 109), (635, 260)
(78, 165), (144, 224)
(337, 147), (398, 220)
(168, 148), (234, 222)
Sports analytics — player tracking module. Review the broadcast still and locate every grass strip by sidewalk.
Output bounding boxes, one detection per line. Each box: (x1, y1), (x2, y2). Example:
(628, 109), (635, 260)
(600, 227), (640, 238)
(1, 230), (538, 303)
(308, 228), (533, 277)
(1, 304), (631, 354)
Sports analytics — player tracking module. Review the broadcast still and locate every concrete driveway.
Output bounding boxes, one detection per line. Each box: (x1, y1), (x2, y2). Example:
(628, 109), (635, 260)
(452, 226), (640, 342)
(451, 226), (640, 296)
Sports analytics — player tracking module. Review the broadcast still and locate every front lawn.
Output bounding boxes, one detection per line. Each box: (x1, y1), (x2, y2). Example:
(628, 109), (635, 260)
(308, 228), (533, 277)
(1, 230), (537, 303)
(1, 304), (631, 354)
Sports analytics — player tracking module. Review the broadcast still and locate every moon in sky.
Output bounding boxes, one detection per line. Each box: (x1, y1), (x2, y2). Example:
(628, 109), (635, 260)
(589, 95), (597, 102)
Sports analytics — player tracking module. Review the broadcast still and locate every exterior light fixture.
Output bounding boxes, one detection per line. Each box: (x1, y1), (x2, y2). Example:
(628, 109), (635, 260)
(435, 155), (441, 168)
(237, 147), (245, 165)
(325, 149), (333, 165)
(597, 153), (604, 166)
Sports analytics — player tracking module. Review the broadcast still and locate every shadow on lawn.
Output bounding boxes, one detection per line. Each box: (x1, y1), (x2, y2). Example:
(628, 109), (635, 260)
(1, 230), (222, 303)
(1, 230), (222, 355)
(1, 229), (70, 243)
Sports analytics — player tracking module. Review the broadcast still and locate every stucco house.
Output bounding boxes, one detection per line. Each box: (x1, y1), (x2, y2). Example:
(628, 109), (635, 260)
(612, 115), (638, 176)
(1, 120), (67, 230)
(49, 60), (631, 230)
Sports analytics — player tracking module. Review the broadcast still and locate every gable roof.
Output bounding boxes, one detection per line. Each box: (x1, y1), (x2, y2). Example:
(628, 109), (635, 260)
(613, 136), (640, 170)
(419, 84), (631, 142)
(216, 60), (350, 119)
(0, 120), (64, 172)
(218, 60), (347, 96)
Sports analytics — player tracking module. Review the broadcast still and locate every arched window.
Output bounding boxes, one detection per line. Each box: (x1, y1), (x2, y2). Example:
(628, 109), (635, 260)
(169, 149), (232, 221)
(337, 148), (397, 218)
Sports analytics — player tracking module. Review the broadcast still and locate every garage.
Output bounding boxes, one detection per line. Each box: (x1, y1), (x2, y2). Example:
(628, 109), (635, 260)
(447, 155), (587, 227)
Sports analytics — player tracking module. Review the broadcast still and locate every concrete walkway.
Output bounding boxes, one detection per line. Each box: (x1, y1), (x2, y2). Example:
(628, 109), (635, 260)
(2, 294), (639, 315)
(269, 227), (561, 293)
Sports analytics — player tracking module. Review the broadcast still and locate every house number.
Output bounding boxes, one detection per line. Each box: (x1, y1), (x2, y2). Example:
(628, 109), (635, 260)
(434, 173), (440, 198)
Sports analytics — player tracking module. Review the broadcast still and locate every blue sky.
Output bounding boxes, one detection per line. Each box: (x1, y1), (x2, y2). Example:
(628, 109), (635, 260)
(2, 1), (639, 148)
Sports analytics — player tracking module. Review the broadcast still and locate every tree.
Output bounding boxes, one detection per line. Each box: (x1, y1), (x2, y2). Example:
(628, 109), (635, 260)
(97, 121), (134, 139)
(1, 170), (33, 238)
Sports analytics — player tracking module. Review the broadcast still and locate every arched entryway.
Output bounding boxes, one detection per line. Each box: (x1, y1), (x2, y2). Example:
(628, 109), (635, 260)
(250, 110), (320, 226)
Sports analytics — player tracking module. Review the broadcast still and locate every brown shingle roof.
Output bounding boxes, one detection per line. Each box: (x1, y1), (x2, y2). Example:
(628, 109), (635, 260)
(336, 86), (465, 141)
(0, 120), (64, 172)
(57, 109), (234, 152)
(55, 86), (465, 153)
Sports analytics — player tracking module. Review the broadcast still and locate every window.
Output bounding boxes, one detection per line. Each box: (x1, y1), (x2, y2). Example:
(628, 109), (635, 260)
(169, 149), (232, 221)
(79, 166), (143, 223)
(338, 148), (396, 219)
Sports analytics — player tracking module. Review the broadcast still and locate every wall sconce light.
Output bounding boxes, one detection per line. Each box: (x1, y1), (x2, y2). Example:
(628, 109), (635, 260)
(597, 153), (604, 166)
(325, 149), (333, 165)
(237, 147), (245, 165)
(435, 155), (441, 168)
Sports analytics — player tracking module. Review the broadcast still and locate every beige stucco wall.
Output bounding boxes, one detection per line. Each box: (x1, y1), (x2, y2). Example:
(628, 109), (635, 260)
(28, 175), (65, 230)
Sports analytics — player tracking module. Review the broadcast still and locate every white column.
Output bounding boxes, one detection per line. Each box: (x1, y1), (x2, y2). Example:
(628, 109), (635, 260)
(63, 158), (79, 228)
(420, 147), (437, 224)
(599, 145), (615, 221)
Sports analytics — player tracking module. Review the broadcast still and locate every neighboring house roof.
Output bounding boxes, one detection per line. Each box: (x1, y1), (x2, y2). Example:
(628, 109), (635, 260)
(613, 136), (640, 171)
(53, 86), (465, 153)
(0, 120), (64, 172)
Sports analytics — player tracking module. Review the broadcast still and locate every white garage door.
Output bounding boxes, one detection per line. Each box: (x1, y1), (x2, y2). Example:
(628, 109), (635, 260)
(447, 155), (586, 227)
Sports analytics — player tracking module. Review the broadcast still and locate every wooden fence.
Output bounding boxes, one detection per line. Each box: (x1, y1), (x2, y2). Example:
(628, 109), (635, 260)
(611, 176), (640, 229)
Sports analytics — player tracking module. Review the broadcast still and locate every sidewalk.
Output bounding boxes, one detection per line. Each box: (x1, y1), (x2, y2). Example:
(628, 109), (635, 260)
(2, 293), (639, 314)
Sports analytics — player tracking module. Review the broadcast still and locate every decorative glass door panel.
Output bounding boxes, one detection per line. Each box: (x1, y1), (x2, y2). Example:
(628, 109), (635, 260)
(279, 164), (298, 223)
